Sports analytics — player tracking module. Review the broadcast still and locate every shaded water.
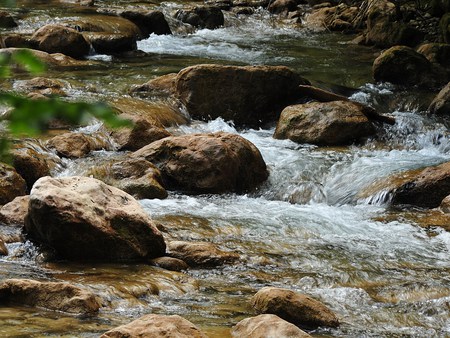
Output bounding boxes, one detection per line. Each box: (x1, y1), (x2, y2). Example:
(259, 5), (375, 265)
(1, 1), (450, 337)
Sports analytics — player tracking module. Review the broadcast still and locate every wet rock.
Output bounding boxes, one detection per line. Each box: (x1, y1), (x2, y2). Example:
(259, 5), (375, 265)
(251, 287), (339, 329)
(12, 147), (52, 189)
(25, 176), (166, 261)
(0, 195), (29, 226)
(167, 240), (239, 267)
(274, 101), (375, 146)
(175, 6), (224, 29)
(0, 163), (27, 206)
(305, 4), (358, 32)
(120, 10), (172, 37)
(86, 33), (136, 54)
(46, 132), (110, 158)
(2, 34), (32, 48)
(417, 43), (450, 68)
(372, 46), (447, 89)
(0, 11), (17, 28)
(391, 161), (450, 208)
(232, 7), (255, 15)
(429, 82), (450, 115)
(30, 24), (90, 59)
(90, 158), (168, 200)
(16, 77), (67, 97)
(232, 0), (270, 8)
(268, 0), (298, 14)
(0, 48), (92, 68)
(111, 114), (171, 151)
(149, 256), (189, 271)
(130, 73), (177, 97)
(175, 64), (310, 126)
(101, 314), (208, 338)
(231, 314), (312, 338)
(205, 0), (233, 11)
(0, 278), (101, 314)
(0, 238), (7, 256)
(132, 132), (268, 194)
(440, 195), (450, 213)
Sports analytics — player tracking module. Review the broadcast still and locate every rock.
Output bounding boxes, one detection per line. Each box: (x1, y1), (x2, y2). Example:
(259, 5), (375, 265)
(0, 279), (101, 314)
(132, 132), (268, 194)
(0, 48), (92, 68)
(30, 24), (90, 59)
(111, 114), (171, 151)
(391, 161), (450, 208)
(0, 196), (29, 226)
(0, 163), (27, 206)
(417, 43), (450, 68)
(440, 13), (450, 43)
(85, 33), (137, 54)
(90, 158), (168, 200)
(268, 0), (298, 14)
(101, 314), (208, 338)
(130, 73), (177, 97)
(175, 64), (310, 126)
(175, 6), (224, 29)
(46, 132), (110, 158)
(429, 82), (450, 115)
(24, 176), (166, 261)
(0, 11), (17, 28)
(2, 34), (32, 48)
(372, 46), (447, 89)
(167, 240), (239, 267)
(440, 195), (450, 213)
(16, 77), (67, 97)
(305, 4), (358, 32)
(149, 256), (189, 271)
(120, 10), (172, 37)
(205, 0), (233, 10)
(251, 287), (339, 329)
(274, 101), (375, 146)
(67, 15), (142, 39)
(231, 314), (312, 338)
(12, 147), (52, 189)
(0, 238), (7, 256)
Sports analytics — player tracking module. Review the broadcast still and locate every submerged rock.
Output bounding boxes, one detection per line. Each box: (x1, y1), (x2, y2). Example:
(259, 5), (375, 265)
(101, 314), (208, 338)
(167, 240), (239, 267)
(132, 132), (268, 194)
(0, 195), (29, 226)
(0, 278), (101, 314)
(174, 64), (310, 126)
(0, 163), (27, 206)
(46, 132), (110, 158)
(175, 6), (224, 29)
(251, 287), (339, 329)
(429, 82), (450, 115)
(25, 176), (166, 261)
(274, 101), (375, 146)
(231, 314), (312, 338)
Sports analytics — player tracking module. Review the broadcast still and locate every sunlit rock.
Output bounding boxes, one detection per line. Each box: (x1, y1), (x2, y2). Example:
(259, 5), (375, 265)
(0, 279), (101, 314)
(149, 256), (189, 271)
(305, 4), (358, 32)
(0, 195), (29, 226)
(101, 314), (208, 338)
(0, 48), (92, 68)
(12, 147), (52, 189)
(417, 43), (450, 69)
(132, 132), (268, 194)
(251, 287), (339, 329)
(25, 176), (166, 261)
(46, 132), (111, 158)
(231, 314), (312, 338)
(130, 73), (177, 97)
(429, 82), (450, 115)
(0, 163), (27, 206)
(15, 77), (67, 97)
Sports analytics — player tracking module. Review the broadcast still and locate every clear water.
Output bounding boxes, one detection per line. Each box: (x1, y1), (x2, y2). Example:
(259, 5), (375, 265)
(1, 1), (450, 337)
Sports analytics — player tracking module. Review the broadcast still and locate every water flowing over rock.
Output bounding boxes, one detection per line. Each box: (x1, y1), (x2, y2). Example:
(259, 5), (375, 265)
(132, 132), (268, 194)
(251, 287), (339, 329)
(101, 314), (208, 338)
(175, 6), (224, 29)
(174, 64), (310, 126)
(231, 314), (312, 338)
(0, 163), (27, 206)
(391, 161), (450, 208)
(30, 24), (90, 59)
(167, 240), (239, 267)
(0, 195), (29, 226)
(25, 176), (166, 261)
(429, 82), (450, 115)
(0, 279), (101, 314)
(274, 101), (375, 146)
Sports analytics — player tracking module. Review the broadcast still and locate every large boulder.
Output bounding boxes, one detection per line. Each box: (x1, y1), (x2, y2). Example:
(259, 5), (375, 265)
(0, 279), (101, 314)
(130, 73), (177, 97)
(174, 64), (310, 126)
(0, 195), (29, 226)
(0, 163), (27, 205)
(120, 10), (172, 37)
(391, 161), (450, 208)
(101, 314), (208, 338)
(231, 314), (312, 338)
(175, 6), (224, 29)
(373, 46), (447, 88)
(24, 176), (166, 261)
(273, 101), (375, 146)
(12, 147), (52, 189)
(417, 43), (450, 69)
(251, 287), (339, 329)
(132, 132), (268, 194)
(30, 24), (90, 59)
(429, 82), (450, 115)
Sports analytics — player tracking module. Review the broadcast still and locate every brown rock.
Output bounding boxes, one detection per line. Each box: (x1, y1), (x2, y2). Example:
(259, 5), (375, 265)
(12, 147), (52, 189)
(46, 132), (110, 158)
(429, 82), (450, 115)
(175, 6), (224, 29)
(417, 43), (450, 68)
(0, 278), (101, 314)
(0, 48), (92, 68)
(440, 195), (450, 213)
(305, 5), (358, 32)
(274, 101), (375, 146)
(30, 24), (90, 59)
(149, 256), (189, 271)
(251, 287), (339, 329)
(2, 34), (32, 48)
(24, 176), (166, 261)
(120, 10), (172, 37)
(101, 314), (208, 338)
(167, 240), (239, 267)
(268, 0), (298, 14)
(0, 238), (7, 256)
(0, 195), (29, 226)
(391, 161), (450, 208)
(132, 132), (268, 194)
(175, 64), (310, 126)
(0, 11), (17, 28)
(130, 73), (177, 97)
(85, 33), (137, 54)
(111, 114), (171, 151)
(0, 163), (27, 206)
(231, 314), (312, 338)
(16, 77), (67, 97)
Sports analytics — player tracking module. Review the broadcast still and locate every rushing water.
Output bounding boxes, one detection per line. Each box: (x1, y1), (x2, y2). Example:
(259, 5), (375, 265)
(1, 1), (450, 337)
